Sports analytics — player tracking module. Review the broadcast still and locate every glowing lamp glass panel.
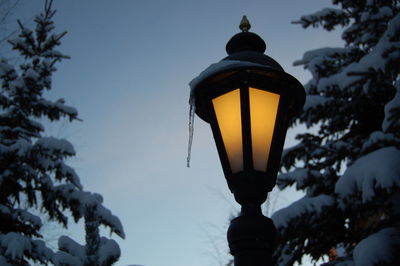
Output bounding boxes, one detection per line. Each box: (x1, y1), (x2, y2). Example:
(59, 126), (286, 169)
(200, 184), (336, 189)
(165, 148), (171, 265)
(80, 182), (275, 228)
(249, 88), (280, 171)
(212, 89), (243, 173)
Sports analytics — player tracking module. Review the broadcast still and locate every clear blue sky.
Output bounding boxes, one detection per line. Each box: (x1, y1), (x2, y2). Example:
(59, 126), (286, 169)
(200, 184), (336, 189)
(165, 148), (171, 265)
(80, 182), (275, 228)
(10, 1), (342, 265)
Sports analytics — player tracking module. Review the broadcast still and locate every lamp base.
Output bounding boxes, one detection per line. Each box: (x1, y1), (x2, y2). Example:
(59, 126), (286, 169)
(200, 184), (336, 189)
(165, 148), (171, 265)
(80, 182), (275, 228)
(227, 204), (276, 266)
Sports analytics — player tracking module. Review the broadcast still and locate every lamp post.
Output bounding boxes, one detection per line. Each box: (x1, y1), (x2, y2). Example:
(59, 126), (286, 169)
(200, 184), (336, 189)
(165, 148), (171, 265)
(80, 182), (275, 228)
(190, 16), (305, 266)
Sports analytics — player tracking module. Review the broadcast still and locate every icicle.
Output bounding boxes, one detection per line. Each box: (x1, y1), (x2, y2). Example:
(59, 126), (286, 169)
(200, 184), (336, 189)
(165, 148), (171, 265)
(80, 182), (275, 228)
(186, 98), (196, 167)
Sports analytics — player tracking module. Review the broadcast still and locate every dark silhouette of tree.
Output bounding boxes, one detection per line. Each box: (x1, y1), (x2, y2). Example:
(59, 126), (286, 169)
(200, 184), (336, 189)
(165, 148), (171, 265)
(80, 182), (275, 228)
(273, 1), (400, 265)
(0, 1), (124, 265)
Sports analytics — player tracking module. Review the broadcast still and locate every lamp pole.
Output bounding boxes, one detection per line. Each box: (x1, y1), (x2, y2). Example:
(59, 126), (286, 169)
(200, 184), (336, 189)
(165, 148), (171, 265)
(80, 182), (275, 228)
(228, 203), (276, 265)
(190, 16), (305, 266)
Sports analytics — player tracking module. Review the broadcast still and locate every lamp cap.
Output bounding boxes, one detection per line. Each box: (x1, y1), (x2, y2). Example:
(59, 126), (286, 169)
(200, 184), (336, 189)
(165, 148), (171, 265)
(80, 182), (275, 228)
(239, 15), (251, 32)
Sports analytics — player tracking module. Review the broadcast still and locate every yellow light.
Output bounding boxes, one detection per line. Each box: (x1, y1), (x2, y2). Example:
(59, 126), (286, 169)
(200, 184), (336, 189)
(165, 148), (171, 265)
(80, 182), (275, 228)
(212, 89), (243, 173)
(249, 87), (280, 171)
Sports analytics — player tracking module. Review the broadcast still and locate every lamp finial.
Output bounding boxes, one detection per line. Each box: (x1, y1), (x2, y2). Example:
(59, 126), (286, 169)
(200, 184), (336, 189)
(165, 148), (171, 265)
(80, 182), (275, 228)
(239, 15), (251, 32)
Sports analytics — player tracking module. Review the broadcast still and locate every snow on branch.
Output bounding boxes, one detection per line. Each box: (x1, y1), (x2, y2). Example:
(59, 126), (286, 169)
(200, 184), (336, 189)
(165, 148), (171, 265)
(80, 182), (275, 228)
(272, 194), (334, 228)
(0, 232), (31, 260)
(383, 80), (400, 132)
(57, 163), (82, 190)
(0, 59), (15, 77)
(277, 168), (322, 190)
(35, 98), (79, 121)
(361, 6), (393, 22)
(52, 188), (125, 238)
(335, 147), (400, 202)
(353, 227), (400, 265)
(53, 250), (83, 266)
(0, 233), (53, 263)
(57, 236), (85, 260)
(35, 137), (75, 155)
(97, 205), (125, 238)
(98, 237), (121, 266)
(292, 8), (349, 31)
(14, 208), (42, 228)
(361, 131), (399, 154)
(303, 95), (331, 112)
(293, 47), (353, 67)
(319, 13), (400, 93)
(0, 138), (31, 157)
(30, 239), (55, 264)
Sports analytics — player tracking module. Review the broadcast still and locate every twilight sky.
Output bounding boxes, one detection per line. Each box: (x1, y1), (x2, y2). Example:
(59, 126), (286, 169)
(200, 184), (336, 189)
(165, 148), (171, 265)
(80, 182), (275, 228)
(9, 1), (342, 265)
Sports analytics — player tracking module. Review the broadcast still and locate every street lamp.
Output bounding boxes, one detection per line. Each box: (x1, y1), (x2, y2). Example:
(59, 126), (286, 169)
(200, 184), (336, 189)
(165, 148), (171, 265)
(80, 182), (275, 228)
(190, 16), (305, 265)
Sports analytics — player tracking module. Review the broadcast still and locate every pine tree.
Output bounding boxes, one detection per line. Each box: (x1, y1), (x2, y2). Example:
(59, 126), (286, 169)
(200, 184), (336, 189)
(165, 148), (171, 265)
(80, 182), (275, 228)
(272, 1), (400, 265)
(0, 1), (124, 265)
(55, 192), (123, 266)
